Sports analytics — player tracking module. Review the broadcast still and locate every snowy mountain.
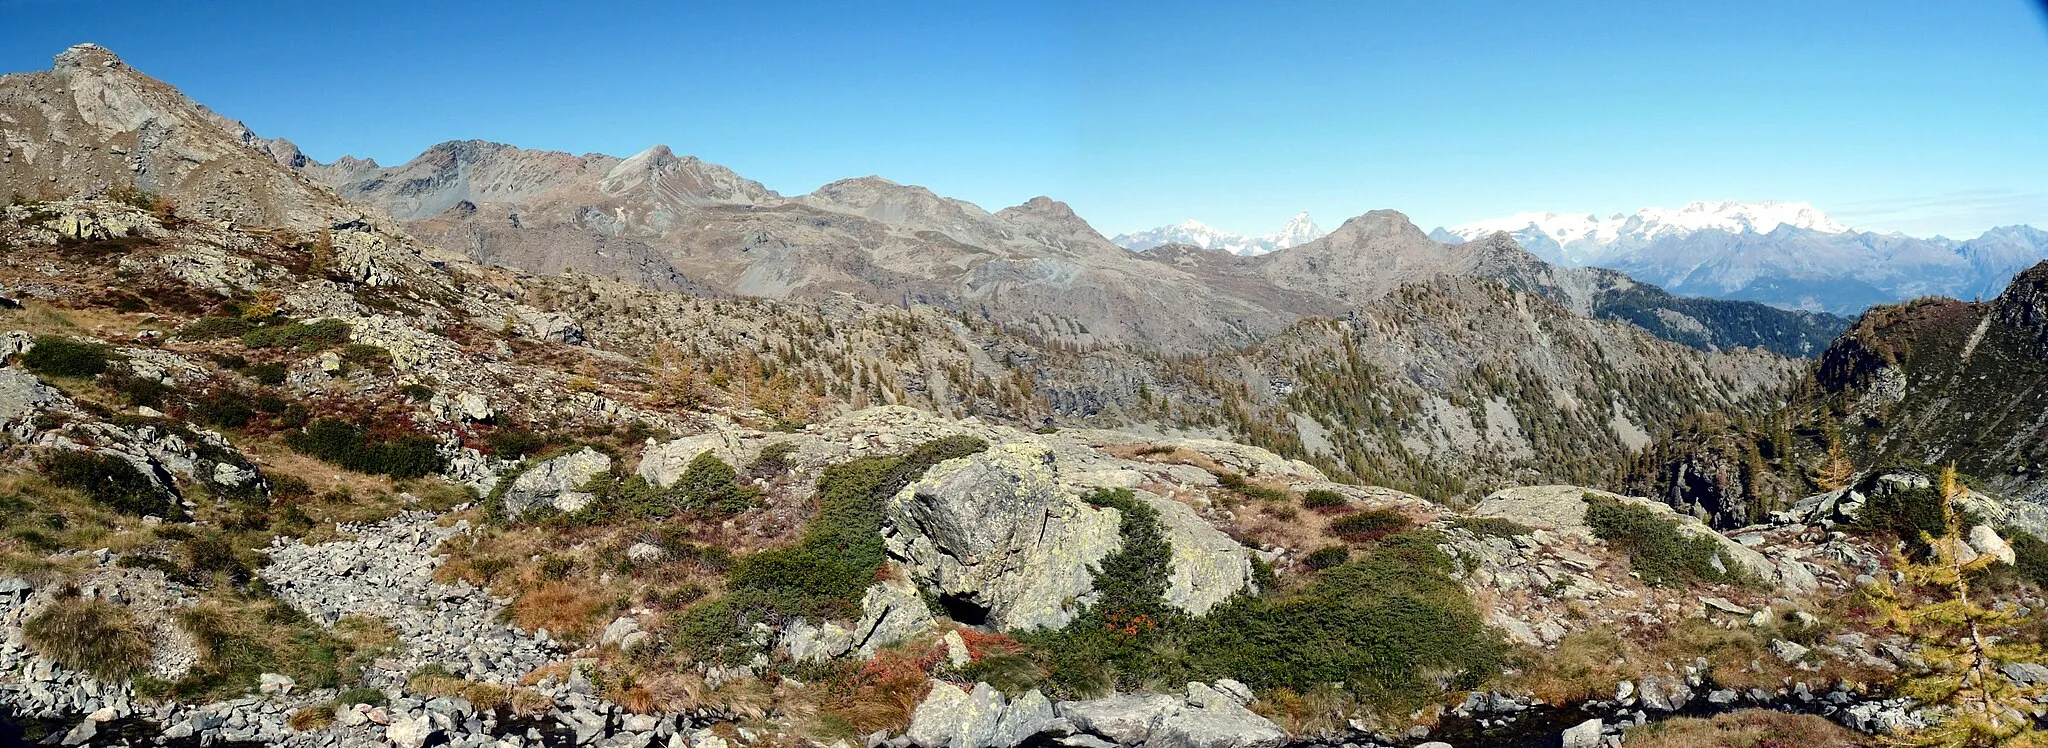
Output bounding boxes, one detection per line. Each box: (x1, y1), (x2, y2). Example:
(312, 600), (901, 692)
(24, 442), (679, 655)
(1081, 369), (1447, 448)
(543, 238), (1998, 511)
(1113, 211), (1324, 256)
(1432, 201), (2048, 314)
(1438, 201), (1848, 265)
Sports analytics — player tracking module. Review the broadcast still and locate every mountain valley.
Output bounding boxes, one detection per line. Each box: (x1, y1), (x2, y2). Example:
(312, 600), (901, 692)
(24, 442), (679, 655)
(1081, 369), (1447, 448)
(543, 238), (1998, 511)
(0, 43), (2044, 748)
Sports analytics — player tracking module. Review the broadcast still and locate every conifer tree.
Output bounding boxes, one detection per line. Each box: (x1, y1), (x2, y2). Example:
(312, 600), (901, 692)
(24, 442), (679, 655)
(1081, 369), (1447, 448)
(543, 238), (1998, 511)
(1871, 466), (2046, 748)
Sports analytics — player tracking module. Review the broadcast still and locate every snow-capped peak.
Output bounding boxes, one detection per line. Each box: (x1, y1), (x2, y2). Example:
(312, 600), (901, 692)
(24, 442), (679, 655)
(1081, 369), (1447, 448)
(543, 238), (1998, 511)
(1440, 201), (1850, 264)
(1112, 212), (1326, 256)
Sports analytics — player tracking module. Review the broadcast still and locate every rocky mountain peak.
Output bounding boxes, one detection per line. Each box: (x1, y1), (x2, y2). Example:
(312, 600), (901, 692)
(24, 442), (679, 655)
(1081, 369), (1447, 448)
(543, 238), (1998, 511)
(52, 42), (127, 72)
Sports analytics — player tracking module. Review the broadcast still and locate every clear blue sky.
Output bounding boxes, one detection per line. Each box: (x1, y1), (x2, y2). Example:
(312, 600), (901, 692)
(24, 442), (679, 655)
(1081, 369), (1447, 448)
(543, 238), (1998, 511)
(4, 0), (2045, 238)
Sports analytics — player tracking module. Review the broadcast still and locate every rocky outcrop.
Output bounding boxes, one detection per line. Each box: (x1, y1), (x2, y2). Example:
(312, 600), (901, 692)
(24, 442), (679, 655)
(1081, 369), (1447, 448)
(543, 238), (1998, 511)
(1473, 485), (1777, 582)
(637, 431), (753, 488)
(498, 447), (612, 519)
(885, 441), (1122, 630)
(1141, 493), (1258, 614)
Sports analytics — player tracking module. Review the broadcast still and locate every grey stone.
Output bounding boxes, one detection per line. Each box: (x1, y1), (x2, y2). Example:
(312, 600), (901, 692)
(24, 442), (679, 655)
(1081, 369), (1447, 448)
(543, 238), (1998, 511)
(1058, 694), (1180, 745)
(1562, 718), (1602, 748)
(501, 447), (612, 519)
(1770, 639), (1811, 663)
(1637, 675), (1691, 712)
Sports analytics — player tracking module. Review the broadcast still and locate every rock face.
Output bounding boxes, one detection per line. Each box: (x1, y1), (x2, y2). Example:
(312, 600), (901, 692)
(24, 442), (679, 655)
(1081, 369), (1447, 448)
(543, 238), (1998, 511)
(885, 441), (1121, 630)
(1142, 493), (1258, 614)
(499, 447), (612, 519)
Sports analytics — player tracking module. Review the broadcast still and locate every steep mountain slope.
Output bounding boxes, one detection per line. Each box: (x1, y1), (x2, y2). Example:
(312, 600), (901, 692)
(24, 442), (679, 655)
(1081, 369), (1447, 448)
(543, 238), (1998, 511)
(0, 44), (359, 233)
(1110, 211), (1324, 255)
(1621, 259), (2048, 528)
(1438, 201), (2048, 314)
(1806, 261), (2048, 502)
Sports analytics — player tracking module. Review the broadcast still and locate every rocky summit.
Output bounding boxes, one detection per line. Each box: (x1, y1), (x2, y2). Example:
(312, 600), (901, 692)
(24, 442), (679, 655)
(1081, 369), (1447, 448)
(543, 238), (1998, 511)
(0, 42), (2045, 748)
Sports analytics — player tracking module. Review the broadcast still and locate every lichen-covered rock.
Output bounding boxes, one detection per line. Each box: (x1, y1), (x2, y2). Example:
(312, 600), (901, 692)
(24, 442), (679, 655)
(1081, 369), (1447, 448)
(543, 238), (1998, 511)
(1140, 493), (1256, 614)
(500, 447), (611, 519)
(906, 681), (1008, 748)
(1058, 694), (1180, 745)
(851, 577), (935, 656)
(885, 441), (1120, 631)
(638, 431), (751, 488)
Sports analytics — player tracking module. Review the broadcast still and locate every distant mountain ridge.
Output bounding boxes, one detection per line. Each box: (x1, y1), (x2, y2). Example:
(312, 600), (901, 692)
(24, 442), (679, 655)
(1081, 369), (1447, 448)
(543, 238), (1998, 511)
(1434, 201), (2048, 314)
(1111, 212), (1324, 256)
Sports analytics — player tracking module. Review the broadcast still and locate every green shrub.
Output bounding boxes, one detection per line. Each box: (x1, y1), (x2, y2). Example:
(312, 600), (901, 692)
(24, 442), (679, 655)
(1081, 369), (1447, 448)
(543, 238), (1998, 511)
(1301, 489), (1348, 511)
(242, 362), (288, 386)
(104, 372), (171, 408)
(1329, 508), (1412, 543)
(191, 390), (257, 429)
(1450, 516), (1535, 539)
(1583, 495), (1738, 587)
(38, 450), (172, 517)
(285, 418), (444, 479)
(1302, 545), (1351, 570)
(746, 441), (798, 480)
(2009, 529), (2048, 590)
(1015, 524), (1502, 709)
(398, 383), (435, 402)
(1849, 481), (1950, 558)
(483, 428), (549, 458)
(182, 534), (253, 587)
(1134, 444), (1177, 457)
(673, 435), (987, 661)
(22, 591), (153, 681)
(241, 319), (350, 351)
(164, 596), (368, 701)
(174, 316), (256, 341)
(678, 451), (759, 514)
(339, 344), (390, 367)
(21, 336), (113, 377)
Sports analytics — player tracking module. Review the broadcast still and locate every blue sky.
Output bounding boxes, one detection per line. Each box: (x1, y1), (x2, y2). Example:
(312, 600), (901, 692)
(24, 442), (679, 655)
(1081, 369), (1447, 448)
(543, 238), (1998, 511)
(4, 0), (2045, 238)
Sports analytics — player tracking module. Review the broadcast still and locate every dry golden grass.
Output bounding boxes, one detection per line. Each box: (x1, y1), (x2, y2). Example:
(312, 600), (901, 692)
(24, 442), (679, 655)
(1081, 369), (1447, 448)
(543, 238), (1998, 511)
(23, 591), (154, 681)
(1252, 685), (1357, 737)
(1624, 709), (1870, 748)
(511, 581), (610, 641)
(287, 705), (336, 731)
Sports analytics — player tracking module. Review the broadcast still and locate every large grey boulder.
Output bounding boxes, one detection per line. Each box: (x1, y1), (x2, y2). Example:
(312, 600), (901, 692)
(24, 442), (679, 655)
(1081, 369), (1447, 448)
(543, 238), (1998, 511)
(1142, 493), (1258, 613)
(500, 447), (612, 519)
(1059, 694), (1181, 745)
(1149, 684), (1285, 748)
(906, 682), (1063, 748)
(1057, 687), (1283, 748)
(1562, 718), (1602, 748)
(852, 577), (936, 656)
(638, 431), (751, 488)
(885, 441), (1121, 631)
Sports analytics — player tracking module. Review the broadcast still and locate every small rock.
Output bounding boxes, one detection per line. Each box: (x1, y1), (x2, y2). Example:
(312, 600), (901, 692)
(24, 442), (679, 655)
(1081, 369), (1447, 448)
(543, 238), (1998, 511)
(1563, 718), (1603, 748)
(1770, 639), (1811, 663)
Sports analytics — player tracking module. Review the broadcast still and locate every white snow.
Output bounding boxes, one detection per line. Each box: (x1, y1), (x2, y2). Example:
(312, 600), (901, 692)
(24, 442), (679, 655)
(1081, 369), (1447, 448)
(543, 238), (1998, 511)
(1443, 200), (1850, 263)
(1112, 211), (1325, 256)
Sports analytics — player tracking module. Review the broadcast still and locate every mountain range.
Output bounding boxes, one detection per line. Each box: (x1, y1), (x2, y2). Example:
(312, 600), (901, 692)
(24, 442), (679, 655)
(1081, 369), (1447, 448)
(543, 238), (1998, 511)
(1433, 201), (2048, 315)
(1109, 212), (1325, 256)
